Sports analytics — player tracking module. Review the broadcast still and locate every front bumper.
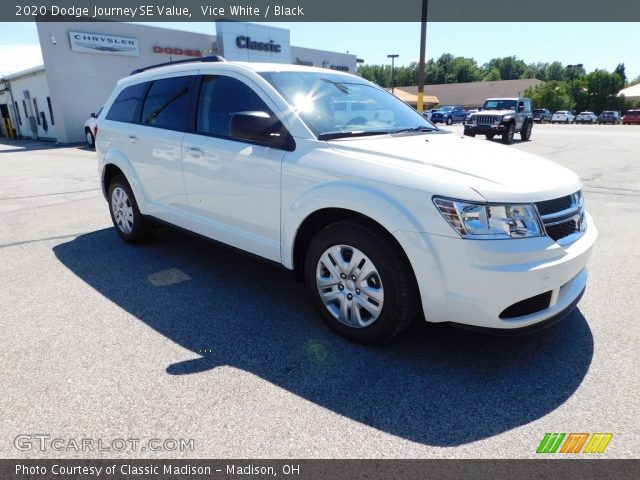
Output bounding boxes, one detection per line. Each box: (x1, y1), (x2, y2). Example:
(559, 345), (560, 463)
(394, 212), (597, 330)
(464, 123), (507, 134)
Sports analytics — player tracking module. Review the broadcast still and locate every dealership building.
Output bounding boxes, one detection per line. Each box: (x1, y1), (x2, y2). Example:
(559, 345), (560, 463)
(0, 22), (358, 143)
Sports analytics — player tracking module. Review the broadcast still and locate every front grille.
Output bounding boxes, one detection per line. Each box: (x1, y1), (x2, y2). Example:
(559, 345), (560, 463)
(500, 291), (552, 319)
(535, 195), (573, 216)
(535, 192), (583, 243)
(545, 220), (578, 241)
(475, 114), (498, 125)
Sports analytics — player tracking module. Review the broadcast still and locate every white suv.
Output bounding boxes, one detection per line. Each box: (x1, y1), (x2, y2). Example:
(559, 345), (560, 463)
(96, 58), (597, 343)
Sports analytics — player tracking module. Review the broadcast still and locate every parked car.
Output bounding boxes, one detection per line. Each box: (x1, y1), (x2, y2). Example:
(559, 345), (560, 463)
(429, 105), (469, 125)
(464, 97), (534, 144)
(84, 106), (103, 147)
(96, 58), (596, 343)
(575, 111), (598, 124)
(551, 111), (575, 124)
(533, 108), (552, 123)
(622, 109), (640, 125)
(597, 111), (621, 124)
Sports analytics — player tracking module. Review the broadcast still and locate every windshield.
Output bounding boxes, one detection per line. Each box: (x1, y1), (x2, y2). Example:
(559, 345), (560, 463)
(439, 106), (454, 112)
(483, 100), (516, 111)
(260, 71), (436, 138)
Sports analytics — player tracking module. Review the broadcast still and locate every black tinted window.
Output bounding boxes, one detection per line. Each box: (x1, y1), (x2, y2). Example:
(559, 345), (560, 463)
(196, 75), (270, 137)
(141, 77), (192, 130)
(106, 82), (148, 123)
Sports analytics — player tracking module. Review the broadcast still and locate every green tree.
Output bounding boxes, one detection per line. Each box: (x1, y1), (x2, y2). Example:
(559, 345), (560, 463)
(483, 56), (528, 80)
(483, 68), (501, 81)
(583, 69), (626, 112)
(546, 62), (565, 81)
(524, 81), (572, 112)
(614, 63), (627, 85)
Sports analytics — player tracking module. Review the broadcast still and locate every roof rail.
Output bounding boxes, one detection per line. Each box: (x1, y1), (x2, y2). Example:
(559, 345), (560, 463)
(129, 56), (226, 76)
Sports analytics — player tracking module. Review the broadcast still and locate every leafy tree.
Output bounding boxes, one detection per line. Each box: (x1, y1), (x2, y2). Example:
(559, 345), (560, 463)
(524, 81), (572, 112)
(546, 62), (565, 81)
(582, 69), (626, 112)
(614, 63), (627, 85)
(483, 68), (501, 81)
(483, 56), (528, 80)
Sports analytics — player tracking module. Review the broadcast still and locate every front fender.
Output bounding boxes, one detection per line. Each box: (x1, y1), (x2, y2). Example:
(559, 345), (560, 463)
(101, 149), (148, 214)
(281, 180), (425, 269)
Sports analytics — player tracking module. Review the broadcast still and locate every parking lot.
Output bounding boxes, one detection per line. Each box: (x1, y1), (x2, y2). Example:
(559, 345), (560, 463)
(1, 123), (639, 459)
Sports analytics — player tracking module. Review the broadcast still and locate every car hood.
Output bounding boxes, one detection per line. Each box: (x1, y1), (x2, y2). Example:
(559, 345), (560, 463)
(327, 132), (581, 203)
(471, 109), (514, 116)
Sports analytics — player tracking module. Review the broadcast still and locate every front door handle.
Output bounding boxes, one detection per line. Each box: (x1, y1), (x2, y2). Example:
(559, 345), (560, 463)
(128, 135), (138, 144)
(186, 146), (204, 157)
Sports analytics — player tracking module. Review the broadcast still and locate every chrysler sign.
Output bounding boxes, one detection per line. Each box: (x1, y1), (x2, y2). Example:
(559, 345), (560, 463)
(68, 31), (140, 56)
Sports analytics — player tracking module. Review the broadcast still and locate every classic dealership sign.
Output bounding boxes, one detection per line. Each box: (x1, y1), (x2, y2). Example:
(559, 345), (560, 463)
(68, 31), (140, 56)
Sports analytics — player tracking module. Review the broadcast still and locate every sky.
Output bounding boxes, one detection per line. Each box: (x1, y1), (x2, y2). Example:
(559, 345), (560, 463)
(1, 22), (639, 81)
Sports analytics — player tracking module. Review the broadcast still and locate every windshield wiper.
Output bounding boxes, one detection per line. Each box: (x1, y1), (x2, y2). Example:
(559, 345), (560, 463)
(317, 130), (394, 141)
(392, 126), (438, 134)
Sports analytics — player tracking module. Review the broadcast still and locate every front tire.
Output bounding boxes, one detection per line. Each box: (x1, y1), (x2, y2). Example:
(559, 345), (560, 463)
(446, 116), (453, 126)
(485, 133), (495, 140)
(305, 220), (419, 344)
(502, 123), (515, 144)
(108, 175), (153, 244)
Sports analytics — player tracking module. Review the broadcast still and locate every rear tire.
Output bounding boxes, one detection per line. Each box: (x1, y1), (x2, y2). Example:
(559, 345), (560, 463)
(520, 121), (532, 141)
(86, 130), (94, 148)
(305, 220), (419, 344)
(108, 175), (153, 244)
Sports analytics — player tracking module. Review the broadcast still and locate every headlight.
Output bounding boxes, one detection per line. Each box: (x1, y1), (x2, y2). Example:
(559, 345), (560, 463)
(433, 197), (543, 239)
(493, 116), (503, 125)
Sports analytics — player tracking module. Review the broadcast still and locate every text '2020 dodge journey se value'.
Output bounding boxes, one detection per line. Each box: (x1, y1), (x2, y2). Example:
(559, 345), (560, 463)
(96, 57), (597, 344)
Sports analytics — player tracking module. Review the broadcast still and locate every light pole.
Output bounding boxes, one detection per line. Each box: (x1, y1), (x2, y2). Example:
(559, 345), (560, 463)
(417, 0), (428, 112)
(387, 54), (399, 94)
(567, 63), (583, 111)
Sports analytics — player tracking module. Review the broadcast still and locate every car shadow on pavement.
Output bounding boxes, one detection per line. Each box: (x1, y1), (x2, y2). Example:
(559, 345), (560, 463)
(53, 227), (594, 447)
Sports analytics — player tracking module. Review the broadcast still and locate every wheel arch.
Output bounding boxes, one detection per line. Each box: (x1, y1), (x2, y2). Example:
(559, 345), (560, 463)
(100, 151), (147, 212)
(289, 205), (419, 288)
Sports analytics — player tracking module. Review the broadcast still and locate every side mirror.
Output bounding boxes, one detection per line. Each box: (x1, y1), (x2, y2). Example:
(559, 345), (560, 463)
(229, 111), (294, 150)
(90, 113), (97, 118)
(517, 105), (525, 112)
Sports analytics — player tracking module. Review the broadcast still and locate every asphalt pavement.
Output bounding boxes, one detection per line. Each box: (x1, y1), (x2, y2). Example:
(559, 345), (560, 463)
(0, 124), (638, 458)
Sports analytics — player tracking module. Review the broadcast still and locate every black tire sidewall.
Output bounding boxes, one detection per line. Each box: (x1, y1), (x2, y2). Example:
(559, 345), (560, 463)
(502, 123), (515, 144)
(86, 131), (94, 148)
(304, 221), (417, 344)
(107, 175), (150, 244)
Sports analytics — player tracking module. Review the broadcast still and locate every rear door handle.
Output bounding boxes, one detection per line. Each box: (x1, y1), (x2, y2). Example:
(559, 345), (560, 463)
(128, 135), (138, 144)
(186, 146), (204, 157)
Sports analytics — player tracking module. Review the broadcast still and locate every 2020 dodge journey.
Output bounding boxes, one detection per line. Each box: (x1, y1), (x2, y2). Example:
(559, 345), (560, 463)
(96, 59), (597, 343)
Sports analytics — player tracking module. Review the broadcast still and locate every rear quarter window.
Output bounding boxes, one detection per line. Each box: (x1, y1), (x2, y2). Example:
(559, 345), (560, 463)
(106, 82), (149, 123)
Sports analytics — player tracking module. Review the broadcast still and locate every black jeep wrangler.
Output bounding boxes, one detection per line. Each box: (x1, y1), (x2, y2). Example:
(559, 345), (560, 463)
(464, 98), (534, 144)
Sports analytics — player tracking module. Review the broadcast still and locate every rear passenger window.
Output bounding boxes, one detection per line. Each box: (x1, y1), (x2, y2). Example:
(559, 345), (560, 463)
(196, 75), (271, 137)
(141, 76), (192, 131)
(106, 82), (148, 123)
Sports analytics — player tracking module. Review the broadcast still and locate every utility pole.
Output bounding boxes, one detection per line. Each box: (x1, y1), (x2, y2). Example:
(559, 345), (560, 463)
(387, 54), (399, 94)
(417, 0), (428, 112)
(567, 63), (583, 111)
